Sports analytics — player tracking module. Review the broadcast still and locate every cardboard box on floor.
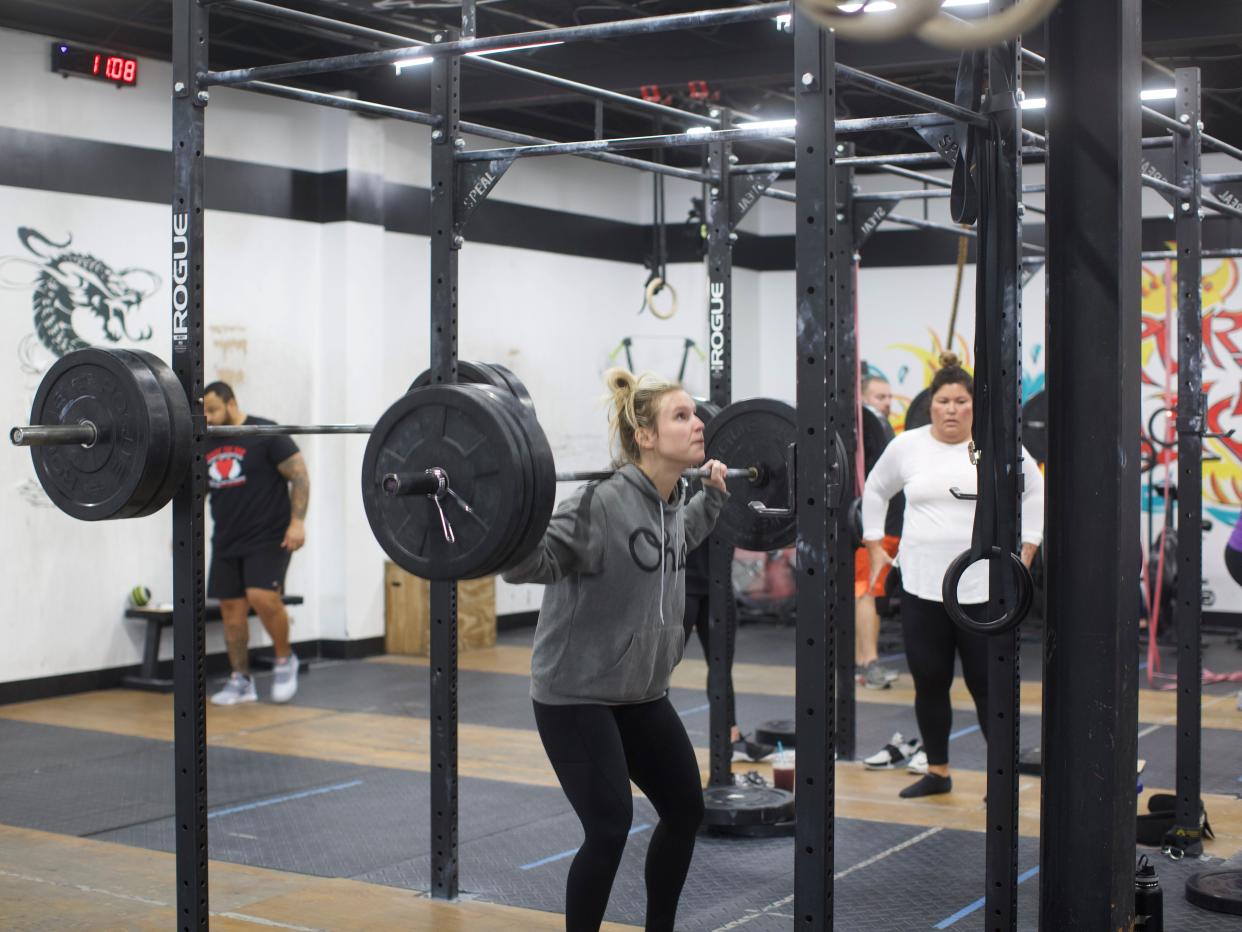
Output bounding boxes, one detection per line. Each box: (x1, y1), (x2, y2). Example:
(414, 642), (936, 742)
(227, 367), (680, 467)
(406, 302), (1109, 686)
(384, 561), (496, 656)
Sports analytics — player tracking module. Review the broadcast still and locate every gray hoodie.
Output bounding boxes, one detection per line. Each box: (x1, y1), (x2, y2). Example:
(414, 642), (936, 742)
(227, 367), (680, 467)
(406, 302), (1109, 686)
(503, 463), (727, 705)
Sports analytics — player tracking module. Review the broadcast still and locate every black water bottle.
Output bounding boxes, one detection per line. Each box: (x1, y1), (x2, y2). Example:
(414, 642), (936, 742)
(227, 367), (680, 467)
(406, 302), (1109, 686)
(1134, 855), (1164, 931)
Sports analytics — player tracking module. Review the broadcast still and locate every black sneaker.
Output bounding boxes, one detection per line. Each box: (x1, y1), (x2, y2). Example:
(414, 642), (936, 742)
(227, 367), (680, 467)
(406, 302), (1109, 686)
(899, 773), (952, 798)
(732, 734), (777, 762)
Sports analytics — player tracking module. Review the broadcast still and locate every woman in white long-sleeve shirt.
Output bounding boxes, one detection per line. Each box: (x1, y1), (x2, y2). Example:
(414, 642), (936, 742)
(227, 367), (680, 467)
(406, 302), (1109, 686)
(862, 355), (1044, 798)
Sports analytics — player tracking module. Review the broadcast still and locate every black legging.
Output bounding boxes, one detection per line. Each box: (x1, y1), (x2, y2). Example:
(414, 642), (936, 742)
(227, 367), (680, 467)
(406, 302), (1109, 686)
(900, 590), (989, 766)
(533, 696), (704, 932)
(684, 593), (737, 728)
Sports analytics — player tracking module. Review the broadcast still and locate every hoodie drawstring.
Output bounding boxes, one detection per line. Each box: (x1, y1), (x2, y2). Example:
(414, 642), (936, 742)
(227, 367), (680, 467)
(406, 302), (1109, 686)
(658, 505), (666, 626)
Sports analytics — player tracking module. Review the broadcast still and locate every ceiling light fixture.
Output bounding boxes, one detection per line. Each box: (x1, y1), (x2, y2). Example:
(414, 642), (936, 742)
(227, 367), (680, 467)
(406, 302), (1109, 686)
(1021, 87), (1177, 110)
(394, 41), (563, 75)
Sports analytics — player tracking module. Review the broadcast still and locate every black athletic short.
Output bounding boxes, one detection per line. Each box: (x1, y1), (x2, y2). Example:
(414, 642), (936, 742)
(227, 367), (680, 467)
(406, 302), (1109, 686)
(207, 544), (291, 599)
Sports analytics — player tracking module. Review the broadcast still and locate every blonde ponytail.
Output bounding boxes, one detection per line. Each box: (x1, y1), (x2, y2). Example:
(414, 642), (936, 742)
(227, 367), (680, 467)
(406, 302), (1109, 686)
(603, 367), (683, 467)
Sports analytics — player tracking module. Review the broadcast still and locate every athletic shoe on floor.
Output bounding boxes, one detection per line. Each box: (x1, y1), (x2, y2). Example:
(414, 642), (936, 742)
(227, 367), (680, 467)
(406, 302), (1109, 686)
(211, 673), (257, 706)
(1237, 690), (1242, 712)
(906, 749), (929, 775)
(732, 734), (777, 762)
(859, 660), (896, 690)
(270, 653), (300, 704)
(864, 732), (922, 770)
(899, 773), (952, 798)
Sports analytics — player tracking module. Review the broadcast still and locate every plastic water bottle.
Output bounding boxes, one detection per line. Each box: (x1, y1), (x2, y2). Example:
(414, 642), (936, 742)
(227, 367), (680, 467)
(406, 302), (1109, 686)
(1134, 855), (1163, 931)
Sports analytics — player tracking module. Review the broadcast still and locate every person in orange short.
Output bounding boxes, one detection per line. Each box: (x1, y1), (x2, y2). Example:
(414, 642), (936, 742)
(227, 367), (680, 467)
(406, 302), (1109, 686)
(854, 372), (901, 690)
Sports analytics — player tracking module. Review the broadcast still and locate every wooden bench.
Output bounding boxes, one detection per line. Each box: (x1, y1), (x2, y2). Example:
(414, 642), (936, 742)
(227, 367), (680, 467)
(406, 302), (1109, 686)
(123, 595), (305, 692)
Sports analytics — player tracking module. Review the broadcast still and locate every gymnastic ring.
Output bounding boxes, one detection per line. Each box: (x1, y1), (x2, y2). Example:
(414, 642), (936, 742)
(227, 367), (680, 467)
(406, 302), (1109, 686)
(644, 277), (678, 320)
(916, 0), (1061, 51)
(941, 546), (1034, 635)
(795, 0), (942, 43)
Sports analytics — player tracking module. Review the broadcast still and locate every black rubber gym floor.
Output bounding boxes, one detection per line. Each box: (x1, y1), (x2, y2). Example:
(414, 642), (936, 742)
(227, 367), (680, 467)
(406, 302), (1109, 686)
(2, 620), (1241, 930)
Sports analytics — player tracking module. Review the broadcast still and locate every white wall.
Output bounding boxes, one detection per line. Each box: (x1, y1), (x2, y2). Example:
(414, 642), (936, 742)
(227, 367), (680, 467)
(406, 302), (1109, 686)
(0, 26), (730, 682)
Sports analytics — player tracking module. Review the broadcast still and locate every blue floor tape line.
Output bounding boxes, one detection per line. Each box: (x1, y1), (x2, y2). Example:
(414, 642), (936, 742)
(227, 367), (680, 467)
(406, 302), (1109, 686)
(520, 823), (653, 870)
(208, 779), (364, 820)
(949, 724), (982, 741)
(934, 866), (1040, 928)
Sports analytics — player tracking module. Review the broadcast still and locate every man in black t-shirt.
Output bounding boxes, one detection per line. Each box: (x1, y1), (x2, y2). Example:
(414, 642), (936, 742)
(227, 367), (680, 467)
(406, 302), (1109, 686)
(203, 381), (309, 706)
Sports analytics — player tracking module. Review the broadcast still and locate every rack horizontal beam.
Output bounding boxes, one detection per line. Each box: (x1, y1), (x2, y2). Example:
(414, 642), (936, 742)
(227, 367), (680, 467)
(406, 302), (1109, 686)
(204, 2), (790, 86)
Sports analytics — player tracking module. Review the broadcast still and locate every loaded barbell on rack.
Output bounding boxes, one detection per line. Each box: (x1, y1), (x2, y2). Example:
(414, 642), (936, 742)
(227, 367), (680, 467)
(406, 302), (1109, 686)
(12, 348), (842, 581)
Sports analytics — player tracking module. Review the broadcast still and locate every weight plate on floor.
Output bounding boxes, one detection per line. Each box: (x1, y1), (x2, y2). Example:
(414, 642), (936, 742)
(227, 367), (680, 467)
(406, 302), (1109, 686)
(755, 719), (796, 749)
(706, 818), (797, 838)
(27, 347), (171, 520)
(903, 388), (932, 431)
(1185, 870), (1242, 916)
(126, 349), (192, 517)
(701, 785), (795, 827)
(362, 383), (527, 580)
(705, 398), (797, 550)
(1021, 390), (1047, 464)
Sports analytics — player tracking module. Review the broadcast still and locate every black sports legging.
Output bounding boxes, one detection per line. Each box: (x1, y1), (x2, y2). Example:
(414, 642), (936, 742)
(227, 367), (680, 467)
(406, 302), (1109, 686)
(900, 590), (990, 766)
(684, 593), (736, 728)
(533, 696), (704, 932)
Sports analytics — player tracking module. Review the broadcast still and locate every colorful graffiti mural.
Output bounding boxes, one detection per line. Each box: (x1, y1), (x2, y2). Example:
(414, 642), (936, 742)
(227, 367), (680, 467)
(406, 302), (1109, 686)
(1141, 258), (1242, 529)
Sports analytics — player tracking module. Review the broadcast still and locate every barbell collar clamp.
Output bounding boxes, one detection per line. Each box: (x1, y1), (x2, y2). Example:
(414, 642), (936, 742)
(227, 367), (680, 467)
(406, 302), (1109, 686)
(382, 471), (444, 497)
(10, 422), (100, 448)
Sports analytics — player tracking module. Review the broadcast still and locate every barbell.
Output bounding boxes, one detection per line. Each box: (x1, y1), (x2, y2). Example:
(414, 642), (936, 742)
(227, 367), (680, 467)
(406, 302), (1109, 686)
(12, 348), (810, 580)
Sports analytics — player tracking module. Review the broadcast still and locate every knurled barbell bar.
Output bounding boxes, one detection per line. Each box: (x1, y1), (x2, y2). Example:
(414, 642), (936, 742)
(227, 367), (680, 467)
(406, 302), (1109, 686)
(12, 348), (827, 580)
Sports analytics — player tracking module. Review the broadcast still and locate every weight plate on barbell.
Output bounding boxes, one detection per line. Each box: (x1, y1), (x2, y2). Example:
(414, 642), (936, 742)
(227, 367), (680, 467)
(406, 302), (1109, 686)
(480, 386), (556, 576)
(695, 399), (721, 426)
(1021, 389), (1047, 465)
(705, 398), (797, 551)
(409, 360), (510, 396)
(362, 383), (527, 580)
(469, 384), (539, 579)
(127, 349), (192, 517)
(903, 387), (932, 431)
(485, 362), (537, 417)
(28, 348), (172, 521)
(861, 405), (893, 471)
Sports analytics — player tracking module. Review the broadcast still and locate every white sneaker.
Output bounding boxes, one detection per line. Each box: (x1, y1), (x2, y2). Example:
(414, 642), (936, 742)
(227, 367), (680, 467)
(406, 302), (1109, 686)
(907, 749), (929, 775)
(211, 673), (257, 706)
(864, 732), (922, 770)
(270, 653), (299, 704)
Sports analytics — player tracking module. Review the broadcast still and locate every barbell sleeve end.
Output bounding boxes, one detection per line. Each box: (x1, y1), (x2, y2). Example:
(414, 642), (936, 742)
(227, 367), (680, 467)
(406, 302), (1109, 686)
(9, 422), (99, 447)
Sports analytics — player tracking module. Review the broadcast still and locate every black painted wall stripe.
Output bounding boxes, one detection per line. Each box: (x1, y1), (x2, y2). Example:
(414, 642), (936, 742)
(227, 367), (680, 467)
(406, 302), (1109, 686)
(2, 125), (1235, 270)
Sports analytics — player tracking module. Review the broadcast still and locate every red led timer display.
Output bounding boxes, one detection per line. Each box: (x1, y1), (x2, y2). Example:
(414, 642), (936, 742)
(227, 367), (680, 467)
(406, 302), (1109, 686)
(51, 43), (139, 87)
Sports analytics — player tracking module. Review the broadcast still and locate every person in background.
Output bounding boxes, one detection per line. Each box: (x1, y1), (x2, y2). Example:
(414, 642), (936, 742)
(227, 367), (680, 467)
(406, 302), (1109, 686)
(203, 382), (307, 706)
(504, 369), (728, 932)
(855, 371), (901, 690)
(861, 356), (1043, 798)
